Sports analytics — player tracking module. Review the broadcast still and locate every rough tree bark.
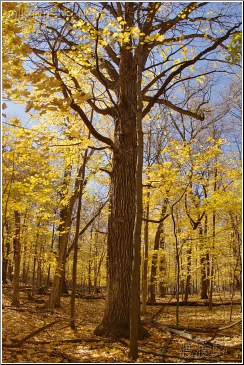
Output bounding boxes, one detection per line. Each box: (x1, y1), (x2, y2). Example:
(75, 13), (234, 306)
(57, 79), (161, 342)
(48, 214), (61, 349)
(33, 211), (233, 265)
(95, 6), (146, 339)
(95, 75), (138, 337)
(129, 45), (146, 359)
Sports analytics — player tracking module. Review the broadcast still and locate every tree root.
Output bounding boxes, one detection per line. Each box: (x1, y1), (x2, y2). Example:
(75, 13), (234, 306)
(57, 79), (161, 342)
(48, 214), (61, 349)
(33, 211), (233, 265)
(94, 322), (149, 339)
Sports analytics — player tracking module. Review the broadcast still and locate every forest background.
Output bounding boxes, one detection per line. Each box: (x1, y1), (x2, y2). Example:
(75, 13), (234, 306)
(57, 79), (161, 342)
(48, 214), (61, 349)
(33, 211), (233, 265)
(1, 1), (242, 362)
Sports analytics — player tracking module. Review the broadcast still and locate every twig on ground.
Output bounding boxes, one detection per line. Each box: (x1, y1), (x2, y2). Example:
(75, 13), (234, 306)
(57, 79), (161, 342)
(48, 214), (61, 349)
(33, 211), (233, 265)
(161, 330), (172, 361)
(208, 319), (242, 341)
(26, 337), (116, 345)
(3, 319), (62, 348)
(150, 320), (242, 353)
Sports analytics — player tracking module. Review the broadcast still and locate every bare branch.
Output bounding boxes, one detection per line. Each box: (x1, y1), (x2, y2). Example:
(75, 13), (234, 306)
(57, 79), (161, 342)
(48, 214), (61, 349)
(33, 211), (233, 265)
(143, 95), (204, 121)
(142, 24), (241, 117)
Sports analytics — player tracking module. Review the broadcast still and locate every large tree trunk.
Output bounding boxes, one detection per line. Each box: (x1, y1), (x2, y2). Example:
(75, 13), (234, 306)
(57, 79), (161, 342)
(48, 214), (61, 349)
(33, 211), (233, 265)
(94, 115), (137, 337)
(129, 48), (145, 359)
(95, 43), (146, 339)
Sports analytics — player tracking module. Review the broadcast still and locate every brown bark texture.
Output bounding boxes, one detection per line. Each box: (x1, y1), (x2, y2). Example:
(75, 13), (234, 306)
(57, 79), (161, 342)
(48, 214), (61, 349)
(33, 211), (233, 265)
(95, 48), (146, 339)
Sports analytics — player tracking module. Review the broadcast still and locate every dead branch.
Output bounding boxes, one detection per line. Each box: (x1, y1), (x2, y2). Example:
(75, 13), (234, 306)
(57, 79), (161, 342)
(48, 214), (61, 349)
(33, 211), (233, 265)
(115, 337), (240, 362)
(150, 320), (241, 354)
(50, 350), (79, 363)
(150, 295), (175, 321)
(219, 319), (242, 331)
(161, 331), (172, 360)
(146, 300), (241, 306)
(25, 337), (115, 345)
(2, 319), (62, 348)
(209, 319), (242, 341)
(151, 320), (211, 346)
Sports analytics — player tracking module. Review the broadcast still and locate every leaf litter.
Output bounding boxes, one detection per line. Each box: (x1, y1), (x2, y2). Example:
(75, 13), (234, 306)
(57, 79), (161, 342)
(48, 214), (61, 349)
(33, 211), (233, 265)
(2, 288), (242, 363)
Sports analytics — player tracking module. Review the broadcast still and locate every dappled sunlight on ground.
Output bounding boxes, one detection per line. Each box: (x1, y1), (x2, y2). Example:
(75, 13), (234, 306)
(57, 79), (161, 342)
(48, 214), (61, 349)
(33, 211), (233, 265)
(2, 288), (242, 363)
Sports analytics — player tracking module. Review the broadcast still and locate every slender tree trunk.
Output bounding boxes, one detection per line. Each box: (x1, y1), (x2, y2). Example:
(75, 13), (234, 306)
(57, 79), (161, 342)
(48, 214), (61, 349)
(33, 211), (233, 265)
(31, 222), (40, 296)
(32, 246), (37, 297)
(47, 220), (55, 288)
(37, 257), (43, 288)
(12, 210), (21, 306)
(229, 213), (242, 295)
(141, 126), (152, 315)
(20, 210), (28, 284)
(3, 157), (15, 284)
(141, 191), (150, 315)
(171, 208), (180, 326)
(48, 205), (71, 311)
(158, 233), (167, 298)
(129, 47), (145, 359)
(184, 244), (192, 303)
(8, 262), (13, 282)
(2, 233), (7, 284)
(148, 200), (168, 304)
(148, 252), (158, 304)
(200, 257), (209, 299)
(88, 237), (92, 294)
(22, 245), (27, 284)
(2, 221), (11, 284)
(93, 249), (106, 295)
(209, 210), (215, 309)
(70, 144), (88, 329)
(199, 224), (209, 300)
(48, 149), (96, 310)
(47, 162), (75, 310)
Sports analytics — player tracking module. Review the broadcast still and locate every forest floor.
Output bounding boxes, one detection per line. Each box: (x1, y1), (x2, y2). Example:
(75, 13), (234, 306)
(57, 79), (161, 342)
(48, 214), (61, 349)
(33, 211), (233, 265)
(2, 287), (242, 363)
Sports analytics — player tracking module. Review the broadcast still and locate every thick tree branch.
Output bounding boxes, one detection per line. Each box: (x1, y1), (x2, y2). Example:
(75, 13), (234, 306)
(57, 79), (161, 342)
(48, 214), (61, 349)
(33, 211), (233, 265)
(143, 214), (170, 224)
(185, 194), (205, 230)
(70, 102), (114, 148)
